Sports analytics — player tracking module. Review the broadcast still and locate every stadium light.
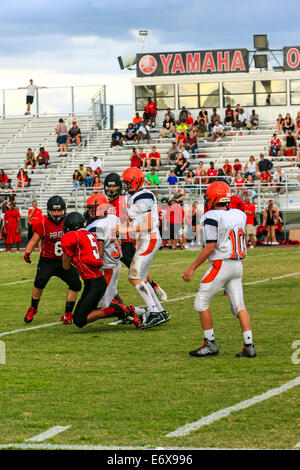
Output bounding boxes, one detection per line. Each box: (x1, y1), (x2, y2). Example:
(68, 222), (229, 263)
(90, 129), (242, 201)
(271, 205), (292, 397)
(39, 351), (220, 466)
(139, 30), (148, 36)
(253, 34), (269, 50)
(254, 54), (268, 69)
(117, 55), (137, 70)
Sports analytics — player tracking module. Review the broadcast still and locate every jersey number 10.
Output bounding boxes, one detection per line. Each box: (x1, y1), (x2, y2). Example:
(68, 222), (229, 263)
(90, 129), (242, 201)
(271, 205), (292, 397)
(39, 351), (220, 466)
(228, 229), (246, 259)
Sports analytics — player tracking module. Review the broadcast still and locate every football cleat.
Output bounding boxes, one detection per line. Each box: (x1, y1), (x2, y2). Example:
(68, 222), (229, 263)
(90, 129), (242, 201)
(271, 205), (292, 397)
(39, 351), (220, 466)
(24, 306), (38, 324)
(109, 299), (128, 318)
(161, 310), (171, 322)
(141, 311), (166, 329)
(189, 339), (219, 357)
(153, 284), (168, 301)
(126, 305), (141, 329)
(236, 344), (257, 358)
(61, 312), (73, 325)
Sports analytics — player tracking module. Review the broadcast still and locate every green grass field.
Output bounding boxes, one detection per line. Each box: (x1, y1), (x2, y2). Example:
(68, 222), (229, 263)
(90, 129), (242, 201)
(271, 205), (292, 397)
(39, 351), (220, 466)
(0, 247), (300, 450)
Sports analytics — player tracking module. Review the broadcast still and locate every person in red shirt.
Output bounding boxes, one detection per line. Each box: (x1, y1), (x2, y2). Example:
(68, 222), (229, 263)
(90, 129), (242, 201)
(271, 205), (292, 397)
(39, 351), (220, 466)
(35, 147), (50, 168)
(143, 97), (157, 126)
(3, 202), (21, 251)
(130, 148), (142, 168)
(223, 159), (232, 176)
(147, 146), (161, 171)
(27, 200), (42, 242)
(244, 194), (256, 248)
(233, 158), (242, 177)
(138, 147), (147, 171)
(14, 168), (30, 191)
(165, 199), (185, 250)
(0, 169), (9, 189)
(23, 195), (81, 324)
(234, 171), (245, 196)
(228, 194), (246, 212)
(61, 211), (140, 328)
(185, 112), (194, 129)
(207, 161), (218, 182)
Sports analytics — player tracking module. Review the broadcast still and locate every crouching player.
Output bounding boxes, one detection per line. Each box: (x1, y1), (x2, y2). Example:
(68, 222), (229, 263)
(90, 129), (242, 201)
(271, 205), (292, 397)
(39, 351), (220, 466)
(61, 212), (140, 329)
(182, 181), (256, 358)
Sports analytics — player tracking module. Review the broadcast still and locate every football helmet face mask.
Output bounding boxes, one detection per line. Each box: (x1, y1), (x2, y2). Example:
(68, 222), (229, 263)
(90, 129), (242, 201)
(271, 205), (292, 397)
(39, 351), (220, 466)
(47, 195), (66, 225)
(63, 212), (85, 233)
(204, 181), (232, 211)
(122, 167), (145, 194)
(85, 193), (109, 224)
(104, 173), (123, 201)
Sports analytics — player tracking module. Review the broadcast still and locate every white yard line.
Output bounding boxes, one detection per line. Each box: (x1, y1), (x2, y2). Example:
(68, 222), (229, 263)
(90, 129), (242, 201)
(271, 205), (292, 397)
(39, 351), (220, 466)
(0, 322), (61, 338)
(295, 442), (300, 448)
(0, 443), (263, 450)
(166, 376), (300, 438)
(1, 279), (34, 286)
(26, 426), (71, 442)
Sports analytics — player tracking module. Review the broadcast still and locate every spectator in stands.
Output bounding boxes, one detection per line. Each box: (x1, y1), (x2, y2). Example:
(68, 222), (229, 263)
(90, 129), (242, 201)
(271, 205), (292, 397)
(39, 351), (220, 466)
(233, 108), (247, 129)
(174, 152), (189, 178)
(3, 202), (21, 251)
(133, 112), (143, 129)
(194, 161), (208, 185)
(283, 113), (295, 133)
(160, 114), (175, 138)
(244, 155), (259, 179)
(276, 114), (284, 133)
(179, 143), (190, 169)
(185, 170), (196, 191)
(198, 107), (208, 126)
(223, 159), (233, 177)
(233, 104), (241, 124)
(73, 169), (84, 190)
(138, 147), (147, 171)
(173, 184), (186, 203)
(111, 128), (124, 147)
(18, 79), (47, 115)
(90, 154), (102, 178)
(166, 108), (176, 122)
(281, 130), (296, 160)
(207, 161), (218, 182)
(258, 153), (273, 174)
(233, 158), (242, 177)
(262, 200), (282, 245)
(166, 199), (184, 250)
(82, 166), (94, 188)
(143, 97), (157, 126)
(27, 200), (42, 243)
(77, 163), (86, 177)
(130, 147), (142, 168)
(273, 166), (286, 194)
(209, 108), (221, 131)
(146, 146), (161, 171)
(211, 120), (225, 142)
(167, 169), (178, 186)
(35, 147), (50, 168)
(247, 110), (259, 130)
(68, 121), (81, 147)
(269, 133), (282, 157)
(244, 174), (257, 202)
(244, 193), (256, 249)
(137, 121), (151, 145)
(145, 168), (160, 187)
(185, 112), (194, 130)
(193, 116), (207, 140)
(24, 148), (35, 170)
(185, 130), (198, 155)
(56, 118), (68, 156)
(179, 106), (189, 122)
(167, 142), (180, 165)
(124, 123), (137, 143)
(14, 169), (30, 191)
(175, 120), (188, 145)
(224, 104), (235, 126)
(0, 169), (10, 189)
(234, 171), (245, 196)
(92, 176), (102, 192)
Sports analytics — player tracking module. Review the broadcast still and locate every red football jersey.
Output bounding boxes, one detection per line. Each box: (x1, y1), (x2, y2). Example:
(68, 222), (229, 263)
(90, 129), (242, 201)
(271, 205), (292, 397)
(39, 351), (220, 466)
(229, 195), (246, 212)
(32, 215), (64, 259)
(61, 229), (103, 280)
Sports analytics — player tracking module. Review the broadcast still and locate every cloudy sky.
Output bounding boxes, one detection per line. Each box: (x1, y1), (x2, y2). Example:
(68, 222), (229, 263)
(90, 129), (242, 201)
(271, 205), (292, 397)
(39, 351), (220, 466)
(0, 0), (299, 115)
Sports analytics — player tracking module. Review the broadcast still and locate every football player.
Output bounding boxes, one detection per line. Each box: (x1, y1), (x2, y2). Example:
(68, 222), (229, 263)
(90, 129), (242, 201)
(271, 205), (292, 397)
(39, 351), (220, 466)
(23, 195), (81, 324)
(104, 172), (167, 303)
(182, 181), (256, 358)
(61, 212), (140, 329)
(120, 167), (170, 329)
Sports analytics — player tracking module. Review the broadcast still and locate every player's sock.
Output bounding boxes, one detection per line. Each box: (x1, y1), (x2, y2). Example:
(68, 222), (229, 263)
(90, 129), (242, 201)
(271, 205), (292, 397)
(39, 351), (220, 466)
(147, 283), (164, 312)
(134, 307), (147, 315)
(101, 307), (115, 317)
(31, 298), (40, 309)
(150, 280), (158, 289)
(243, 330), (253, 345)
(204, 328), (215, 342)
(65, 301), (75, 313)
(135, 281), (158, 312)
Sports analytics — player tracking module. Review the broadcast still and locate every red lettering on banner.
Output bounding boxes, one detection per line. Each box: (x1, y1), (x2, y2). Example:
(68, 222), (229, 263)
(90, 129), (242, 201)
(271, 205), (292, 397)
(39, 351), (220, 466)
(287, 48), (300, 68)
(171, 53), (185, 73)
(186, 53), (201, 73)
(231, 51), (246, 71)
(202, 52), (217, 73)
(160, 54), (173, 74)
(217, 51), (230, 71)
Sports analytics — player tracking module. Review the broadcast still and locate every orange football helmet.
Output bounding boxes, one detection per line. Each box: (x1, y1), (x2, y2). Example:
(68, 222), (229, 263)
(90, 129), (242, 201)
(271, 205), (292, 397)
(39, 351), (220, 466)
(205, 181), (232, 211)
(85, 193), (109, 221)
(122, 167), (144, 194)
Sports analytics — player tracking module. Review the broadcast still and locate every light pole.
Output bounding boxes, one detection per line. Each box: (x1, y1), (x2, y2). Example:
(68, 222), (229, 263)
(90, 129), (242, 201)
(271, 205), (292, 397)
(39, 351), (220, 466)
(139, 30), (148, 53)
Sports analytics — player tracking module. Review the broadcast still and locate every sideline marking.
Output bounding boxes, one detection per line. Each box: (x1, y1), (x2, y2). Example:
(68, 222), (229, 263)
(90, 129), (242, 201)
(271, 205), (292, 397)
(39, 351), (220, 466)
(166, 376), (300, 437)
(0, 322), (61, 338)
(26, 426), (71, 442)
(1, 279), (34, 286)
(0, 443), (263, 450)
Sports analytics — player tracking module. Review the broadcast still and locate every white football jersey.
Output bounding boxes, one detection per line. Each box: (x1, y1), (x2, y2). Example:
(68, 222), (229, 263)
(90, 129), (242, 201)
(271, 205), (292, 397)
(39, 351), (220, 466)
(200, 208), (247, 261)
(127, 189), (160, 239)
(86, 214), (121, 268)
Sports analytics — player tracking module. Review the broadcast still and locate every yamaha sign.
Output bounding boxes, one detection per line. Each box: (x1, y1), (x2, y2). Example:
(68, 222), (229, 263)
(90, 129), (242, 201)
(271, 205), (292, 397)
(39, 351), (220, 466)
(136, 49), (249, 77)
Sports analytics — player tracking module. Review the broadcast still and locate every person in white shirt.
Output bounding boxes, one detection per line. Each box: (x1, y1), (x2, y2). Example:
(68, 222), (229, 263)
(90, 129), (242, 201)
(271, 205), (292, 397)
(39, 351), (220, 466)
(18, 79), (47, 115)
(182, 180), (256, 359)
(89, 155), (102, 178)
(233, 109), (247, 129)
(137, 121), (151, 144)
(211, 120), (225, 142)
